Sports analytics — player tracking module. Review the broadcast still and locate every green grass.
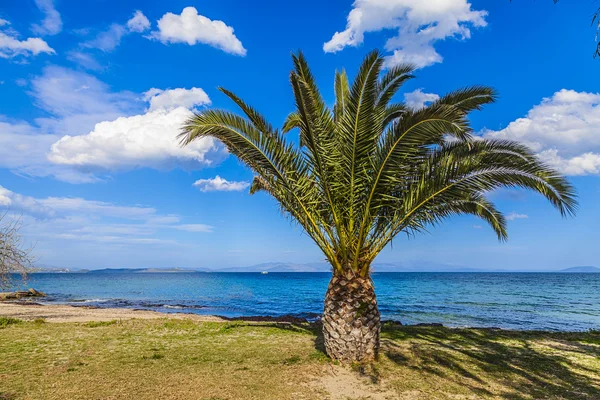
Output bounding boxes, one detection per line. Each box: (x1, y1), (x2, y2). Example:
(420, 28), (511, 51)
(1, 318), (599, 399)
(84, 320), (118, 328)
(0, 317), (21, 328)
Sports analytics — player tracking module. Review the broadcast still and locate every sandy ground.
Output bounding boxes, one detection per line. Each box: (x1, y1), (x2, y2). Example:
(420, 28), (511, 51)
(0, 301), (226, 323)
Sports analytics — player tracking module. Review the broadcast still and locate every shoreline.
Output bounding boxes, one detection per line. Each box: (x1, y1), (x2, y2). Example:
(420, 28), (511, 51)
(0, 301), (593, 333)
(0, 301), (227, 323)
(0, 301), (319, 325)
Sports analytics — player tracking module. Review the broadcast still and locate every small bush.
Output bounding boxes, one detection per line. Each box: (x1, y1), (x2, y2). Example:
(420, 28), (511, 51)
(33, 318), (45, 325)
(0, 317), (21, 328)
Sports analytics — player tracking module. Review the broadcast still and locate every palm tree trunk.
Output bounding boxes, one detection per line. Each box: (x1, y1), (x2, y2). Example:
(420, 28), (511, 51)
(322, 270), (380, 362)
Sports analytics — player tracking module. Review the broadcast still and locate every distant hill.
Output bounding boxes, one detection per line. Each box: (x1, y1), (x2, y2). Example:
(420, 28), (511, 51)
(87, 268), (206, 274)
(559, 266), (600, 273)
(32, 263), (598, 274)
(215, 262), (331, 273)
(217, 261), (484, 273)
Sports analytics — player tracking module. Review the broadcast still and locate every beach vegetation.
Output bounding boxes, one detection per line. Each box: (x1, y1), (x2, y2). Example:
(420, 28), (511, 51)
(85, 320), (118, 328)
(0, 316), (21, 328)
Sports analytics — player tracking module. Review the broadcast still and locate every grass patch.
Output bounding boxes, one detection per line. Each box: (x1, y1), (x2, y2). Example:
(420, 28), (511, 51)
(0, 319), (599, 399)
(282, 355), (301, 365)
(0, 317), (21, 328)
(84, 320), (118, 328)
(142, 353), (164, 360)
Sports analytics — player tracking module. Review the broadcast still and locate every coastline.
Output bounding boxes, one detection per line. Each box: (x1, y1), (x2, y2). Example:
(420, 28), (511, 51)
(0, 301), (227, 323)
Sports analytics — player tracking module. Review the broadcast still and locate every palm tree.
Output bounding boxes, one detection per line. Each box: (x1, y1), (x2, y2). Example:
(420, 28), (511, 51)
(180, 51), (576, 362)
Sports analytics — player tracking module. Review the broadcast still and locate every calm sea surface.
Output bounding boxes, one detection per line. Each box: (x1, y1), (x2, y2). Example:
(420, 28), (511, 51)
(16, 272), (600, 331)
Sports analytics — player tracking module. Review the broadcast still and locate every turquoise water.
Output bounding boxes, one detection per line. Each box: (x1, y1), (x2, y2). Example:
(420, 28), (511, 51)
(17, 272), (600, 331)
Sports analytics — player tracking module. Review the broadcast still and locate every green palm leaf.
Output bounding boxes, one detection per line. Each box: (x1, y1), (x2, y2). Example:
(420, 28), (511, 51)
(180, 51), (577, 276)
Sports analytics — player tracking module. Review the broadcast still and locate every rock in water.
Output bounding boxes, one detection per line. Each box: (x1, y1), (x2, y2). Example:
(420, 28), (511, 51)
(28, 288), (46, 297)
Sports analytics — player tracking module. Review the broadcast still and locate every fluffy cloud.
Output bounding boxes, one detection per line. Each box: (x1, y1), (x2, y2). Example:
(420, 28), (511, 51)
(482, 89), (600, 176)
(404, 89), (439, 109)
(31, 0), (63, 36)
(0, 21), (55, 58)
(49, 106), (221, 170)
(0, 67), (221, 181)
(143, 87), (210, 111)
(324, 0), (487, 68)
(506, 212), (529, 221)
(151, 7), (246, 56)
(193, 176), (250, 192)
(0, 66), (143, 182)
(127, 10), (150, 33)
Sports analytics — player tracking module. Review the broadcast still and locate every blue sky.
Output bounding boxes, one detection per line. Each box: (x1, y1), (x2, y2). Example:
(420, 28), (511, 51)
(0, 0), (599, 270)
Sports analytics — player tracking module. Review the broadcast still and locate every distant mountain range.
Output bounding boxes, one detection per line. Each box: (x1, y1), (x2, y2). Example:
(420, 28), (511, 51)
(558, 266), (600, 273)
(31, 263), (600, 273)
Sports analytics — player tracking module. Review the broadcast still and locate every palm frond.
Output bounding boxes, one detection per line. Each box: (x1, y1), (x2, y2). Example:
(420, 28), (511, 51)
(181, 51), (577, 277)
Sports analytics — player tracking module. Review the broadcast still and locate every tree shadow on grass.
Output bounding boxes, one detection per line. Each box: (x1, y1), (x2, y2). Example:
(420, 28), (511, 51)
(220, 317), (327, 354)
(381, 325), (600, 400)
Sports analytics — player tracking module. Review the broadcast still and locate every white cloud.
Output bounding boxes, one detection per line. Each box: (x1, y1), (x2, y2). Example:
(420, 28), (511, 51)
(30, 66), (140, 136)
(66, 50), (104, 71)
(0, 66), (142, 182)
(324, 0), (487, 68)
(0, 185), (213, 249)
(1, 67), (222, 181)
(49, 106), (221, 171)
(482, 89), (600, 176)
(0, 22), (55, 58)
(506, 212), (529, 221)
(38, 197), (157, 220)
(173, 224), (214, 233)
(193, 176), (250, 192)
(0, 117), (67, 180)
(143, 87), (210, 111)
(127, 10), (150, 33)
(31, 0), (63, 36)
(0, 185), (55, 218)
(82, 23), (128, 52)
(404, 89), (439, 109)
(151, 7), (246, 56)
(82, 10), (150, 52)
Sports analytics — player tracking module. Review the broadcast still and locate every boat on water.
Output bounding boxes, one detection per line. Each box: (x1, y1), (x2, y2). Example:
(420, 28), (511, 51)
(261, 271), (269, 275)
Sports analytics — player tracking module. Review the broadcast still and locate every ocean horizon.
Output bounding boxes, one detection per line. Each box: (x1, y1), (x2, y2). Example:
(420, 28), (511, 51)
(15, 271), (600, 332)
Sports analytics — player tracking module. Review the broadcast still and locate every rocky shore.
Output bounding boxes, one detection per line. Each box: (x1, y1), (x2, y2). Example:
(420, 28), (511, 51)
(0, 288), (46, 301)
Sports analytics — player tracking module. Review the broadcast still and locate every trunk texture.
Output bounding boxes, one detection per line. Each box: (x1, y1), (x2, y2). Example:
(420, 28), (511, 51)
(322, 270), (380, 362)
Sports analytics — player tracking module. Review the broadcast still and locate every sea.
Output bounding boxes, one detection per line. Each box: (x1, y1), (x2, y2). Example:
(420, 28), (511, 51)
(13, 272), (600, 332)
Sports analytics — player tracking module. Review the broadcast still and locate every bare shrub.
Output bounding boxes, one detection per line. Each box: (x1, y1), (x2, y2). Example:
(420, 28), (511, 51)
(0, 214), (33, 290)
